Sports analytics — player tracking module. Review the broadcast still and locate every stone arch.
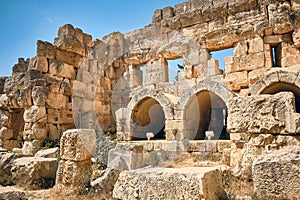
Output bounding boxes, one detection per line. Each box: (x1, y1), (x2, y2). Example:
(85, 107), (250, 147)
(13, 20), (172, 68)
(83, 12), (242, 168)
(178, 80), (235, 140)
(248, 70), (300, 112)
(127, 88), (176, 140)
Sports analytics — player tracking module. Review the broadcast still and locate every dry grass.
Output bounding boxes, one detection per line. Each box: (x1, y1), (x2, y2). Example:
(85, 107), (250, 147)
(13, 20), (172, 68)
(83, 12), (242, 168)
(0, 185), (115, 200)
(165, 152), (223, 168)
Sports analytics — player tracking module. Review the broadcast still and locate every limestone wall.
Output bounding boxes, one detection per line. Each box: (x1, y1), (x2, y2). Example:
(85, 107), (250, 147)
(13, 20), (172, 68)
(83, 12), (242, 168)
(0, 0), (300, 152)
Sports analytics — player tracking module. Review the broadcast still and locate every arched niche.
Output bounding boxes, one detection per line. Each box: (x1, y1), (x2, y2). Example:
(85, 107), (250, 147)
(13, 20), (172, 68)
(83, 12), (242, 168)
(131, 97), (165, 140)
(184, 90), (229, 140)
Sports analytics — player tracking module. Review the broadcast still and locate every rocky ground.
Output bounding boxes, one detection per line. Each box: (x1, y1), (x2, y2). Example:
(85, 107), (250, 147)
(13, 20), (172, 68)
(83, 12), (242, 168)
(0, 185), (115, 200)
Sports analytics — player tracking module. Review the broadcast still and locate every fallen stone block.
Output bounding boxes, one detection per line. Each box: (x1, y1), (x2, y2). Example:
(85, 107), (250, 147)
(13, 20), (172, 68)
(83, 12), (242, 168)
(60, 129), (96, 162)
(11, 157), (58, 190)
(252, 146), (300, 199)
(91, 168), (120, 196)
(108, 143), (143, 171)
(35, 147), (59, 158)
(113, 166), (227, 200)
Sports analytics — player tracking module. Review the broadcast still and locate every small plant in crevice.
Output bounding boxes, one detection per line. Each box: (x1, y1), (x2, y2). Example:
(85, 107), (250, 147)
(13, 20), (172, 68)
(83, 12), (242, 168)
(181, 138), (190, 150)
(40, 138), (60, 150)
(17, 131), (25, 146)
(172, 128), (178, 140)
(0, 174), (15, 186)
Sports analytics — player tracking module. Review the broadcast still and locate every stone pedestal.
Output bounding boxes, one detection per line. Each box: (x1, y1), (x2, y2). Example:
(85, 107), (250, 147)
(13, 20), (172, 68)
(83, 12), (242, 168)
(56, 129), (96, 192)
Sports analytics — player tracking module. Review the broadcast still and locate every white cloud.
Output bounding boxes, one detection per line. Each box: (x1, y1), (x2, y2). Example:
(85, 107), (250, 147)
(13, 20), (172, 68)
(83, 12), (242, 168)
(46, 17), (54, 23)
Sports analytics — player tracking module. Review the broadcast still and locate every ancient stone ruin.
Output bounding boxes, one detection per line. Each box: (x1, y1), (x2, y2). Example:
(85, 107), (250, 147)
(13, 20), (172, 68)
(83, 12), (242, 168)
(1, 0), (300, 199)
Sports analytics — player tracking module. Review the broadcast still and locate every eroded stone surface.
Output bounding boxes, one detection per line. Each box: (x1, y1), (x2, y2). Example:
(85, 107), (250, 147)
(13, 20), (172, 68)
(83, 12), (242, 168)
(253, 146), (300, 199)
(56, 129), (95, 192)
(113, 166), (227, 200)
(227, 92), (298, 134)
(0, 0), (300, 198)
(11, 157), (58, 190)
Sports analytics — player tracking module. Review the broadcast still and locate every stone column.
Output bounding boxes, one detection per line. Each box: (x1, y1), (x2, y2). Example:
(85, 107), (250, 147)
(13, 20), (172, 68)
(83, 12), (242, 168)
(56, 129), (96, 192)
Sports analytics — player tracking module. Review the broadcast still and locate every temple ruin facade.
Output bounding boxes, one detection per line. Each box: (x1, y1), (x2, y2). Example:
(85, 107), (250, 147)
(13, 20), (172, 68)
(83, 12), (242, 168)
(1, 0), (300, 199)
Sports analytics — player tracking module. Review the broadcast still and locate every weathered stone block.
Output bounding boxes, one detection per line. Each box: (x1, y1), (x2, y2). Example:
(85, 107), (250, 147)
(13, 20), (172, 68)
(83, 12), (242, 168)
(281, 46), (299, 58)
(47, 124), (59, 139)
(0, 109), (9, 127)
(46, 92), (68, 109)
(0, 191), (27, 200)
(56, 159), (92, 190)
(37, 40), (56, 59)
(22, 140), (43, 155)
(31, 123), (47, 140)
(174, 2), (190, 15)
(49, 60), (76, 79)
(91, 168), (120, 195)
(281, 55), (300, 67)
(162, 6), (174, 19)
(11, 157), (58, 190)
(0, 127), (13, 140)
(227, 92), (297, 134)
(54, 35), (85, 56)
(224, 56), (233, 73)
(248, 68), (268, 85)
(264, 35), (283, 45)
(152, 9), (162, 22)
(144, 58), (168, 85)
(248, 37), (264, 53)
(234, 41), (248, 57)
(113, 166), (227, 200)
(60, 129), (96, 162)
(253, 146), (300, 199)
(23, 106), (46, 123)
(108, 143), (143, 171)
(36, 56), (49, 73)
(1, 140), (20, 151)
(35, 147), (59, 158)
(293, 27), (300, 47)
(29, 56), (48, 73)
(225, 71), (248, 90)
(217, 140), (232, 153)
(56, 49), (83, 67)
(32, 86), (48, 106)
(12, 58), (28, 76)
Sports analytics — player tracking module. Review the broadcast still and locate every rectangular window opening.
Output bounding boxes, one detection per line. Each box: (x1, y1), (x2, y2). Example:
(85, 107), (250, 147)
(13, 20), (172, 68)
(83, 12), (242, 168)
(167, 58), (184, 82)
(271, 45), (281, 67)
(210, 48), (234, 74)
(140, 65), (146, 85)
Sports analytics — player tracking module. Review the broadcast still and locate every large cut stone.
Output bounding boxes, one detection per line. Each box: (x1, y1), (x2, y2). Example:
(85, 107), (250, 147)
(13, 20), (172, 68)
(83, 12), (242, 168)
(60, 129), (96, 161)
(23, 106), (46, 123)
(108, 143), (143, 171)
(91, 168), (120, 195)
(11, 157), (58, 190)
(227, 92), (297, 134)
(252, 146), (300, 199)
(55, 159), (92, 190)
(113, 166), (227, 200)
(0, 190), (27, 200)
(35, 147), (59, 158)
(0, 152), (17, 186)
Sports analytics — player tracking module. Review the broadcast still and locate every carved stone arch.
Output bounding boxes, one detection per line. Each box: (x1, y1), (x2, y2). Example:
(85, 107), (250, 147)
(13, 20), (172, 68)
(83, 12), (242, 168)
(248, 70), (300, 112)
(178, 80), (235, 140)
(125, 88), (177, 140)
(178, 80), (236, 109)
(128, 88), (176, 120)
(247, 70), (300, 95)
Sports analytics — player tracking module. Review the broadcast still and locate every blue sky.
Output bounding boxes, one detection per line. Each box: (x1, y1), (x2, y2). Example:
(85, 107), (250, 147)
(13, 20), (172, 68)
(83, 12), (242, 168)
(0, 0), (184, 76)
